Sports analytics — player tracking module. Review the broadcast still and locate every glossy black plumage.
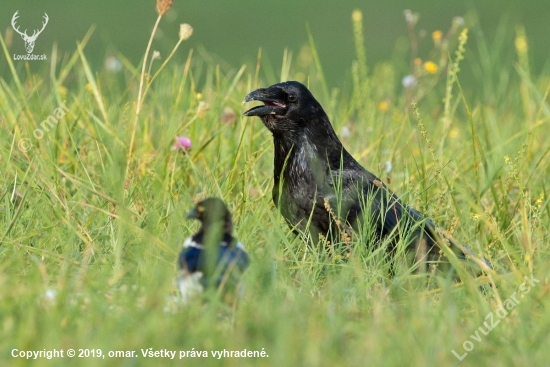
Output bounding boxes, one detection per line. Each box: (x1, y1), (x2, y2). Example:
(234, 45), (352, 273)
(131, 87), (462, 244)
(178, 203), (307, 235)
(243, 81), (483, 271)
(177, 198), (249, 302)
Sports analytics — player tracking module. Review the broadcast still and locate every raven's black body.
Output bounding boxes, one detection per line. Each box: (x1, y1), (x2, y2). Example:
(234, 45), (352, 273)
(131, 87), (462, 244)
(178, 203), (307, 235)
(243, 81), (474, 269)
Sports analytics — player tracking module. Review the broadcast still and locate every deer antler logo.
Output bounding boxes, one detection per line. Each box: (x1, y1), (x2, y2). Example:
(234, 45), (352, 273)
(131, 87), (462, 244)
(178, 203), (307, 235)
(11, 11), (49, 54)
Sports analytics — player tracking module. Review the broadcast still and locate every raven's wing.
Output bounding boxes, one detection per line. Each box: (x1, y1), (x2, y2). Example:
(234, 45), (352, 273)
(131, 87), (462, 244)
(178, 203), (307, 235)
(327, 168), (445, 253)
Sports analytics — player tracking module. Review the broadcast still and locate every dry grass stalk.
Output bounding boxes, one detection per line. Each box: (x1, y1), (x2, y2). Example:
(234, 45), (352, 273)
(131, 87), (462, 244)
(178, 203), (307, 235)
(323, 198), (352, 249)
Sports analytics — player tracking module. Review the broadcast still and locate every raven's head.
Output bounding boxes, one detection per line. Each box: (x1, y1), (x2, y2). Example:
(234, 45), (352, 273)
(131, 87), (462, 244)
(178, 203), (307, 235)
(242, 81), (324, 134)
(186, 197), (233, 236)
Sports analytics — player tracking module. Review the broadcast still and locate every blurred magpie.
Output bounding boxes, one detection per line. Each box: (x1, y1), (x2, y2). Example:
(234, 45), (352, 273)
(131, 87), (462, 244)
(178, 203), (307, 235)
(176, 198), (249, 303)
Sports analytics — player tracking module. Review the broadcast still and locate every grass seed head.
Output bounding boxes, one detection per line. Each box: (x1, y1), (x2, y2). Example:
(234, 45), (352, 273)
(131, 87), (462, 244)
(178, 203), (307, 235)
(179, 23), (193, 41)
(156, 0), (173, 16)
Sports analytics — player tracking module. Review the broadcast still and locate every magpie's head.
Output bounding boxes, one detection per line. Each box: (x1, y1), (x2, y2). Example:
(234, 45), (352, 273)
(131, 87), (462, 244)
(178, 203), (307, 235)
(242, 81), (324, 135)
(186, 197), (233, 235)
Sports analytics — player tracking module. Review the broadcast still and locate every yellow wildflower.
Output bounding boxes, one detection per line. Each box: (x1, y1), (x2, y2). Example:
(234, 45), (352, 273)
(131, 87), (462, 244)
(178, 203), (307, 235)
(378, 101), (389, 112)
(423, 61), (438, 74)
(85, 83), (94, 94)
(535, 193), (544, 206)
(432, 30), (443, 43)
(58, 85), (68, 98)
(352, 9), (362, 22)
(449, 127), (459, 138)
(515, 36), (528, 54)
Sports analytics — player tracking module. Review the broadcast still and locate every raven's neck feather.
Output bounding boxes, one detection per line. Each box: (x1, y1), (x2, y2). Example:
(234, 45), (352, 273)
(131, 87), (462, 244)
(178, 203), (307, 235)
(272, 116), (359, 185)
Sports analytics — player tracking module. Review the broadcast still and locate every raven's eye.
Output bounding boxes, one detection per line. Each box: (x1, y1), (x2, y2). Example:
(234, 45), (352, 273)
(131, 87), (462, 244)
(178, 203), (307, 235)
(288, 94), (298, 102)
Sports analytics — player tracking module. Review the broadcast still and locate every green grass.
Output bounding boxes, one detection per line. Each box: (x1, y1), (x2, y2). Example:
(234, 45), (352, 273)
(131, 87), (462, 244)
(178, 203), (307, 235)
(0, 12), (549, 367)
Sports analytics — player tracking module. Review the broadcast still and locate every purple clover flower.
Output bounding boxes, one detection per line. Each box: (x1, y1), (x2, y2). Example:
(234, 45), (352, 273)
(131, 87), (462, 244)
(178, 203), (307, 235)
(173, 136), (192, 151)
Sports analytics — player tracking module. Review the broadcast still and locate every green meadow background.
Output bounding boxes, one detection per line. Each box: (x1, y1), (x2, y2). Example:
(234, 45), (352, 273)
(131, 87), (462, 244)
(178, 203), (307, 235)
(2, 0), (550, 87)
(0, 1), (549, 366)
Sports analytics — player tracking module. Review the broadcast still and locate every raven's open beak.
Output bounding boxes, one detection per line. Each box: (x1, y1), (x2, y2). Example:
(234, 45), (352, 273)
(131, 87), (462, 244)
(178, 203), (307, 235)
(242, 88), (287, 117)
(186, 207), (199, 219)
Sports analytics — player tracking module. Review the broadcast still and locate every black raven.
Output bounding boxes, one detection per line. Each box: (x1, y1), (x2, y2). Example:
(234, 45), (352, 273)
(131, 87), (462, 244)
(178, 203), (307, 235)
(243, 81), (484, 272)
(177, 198), (249, 303)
